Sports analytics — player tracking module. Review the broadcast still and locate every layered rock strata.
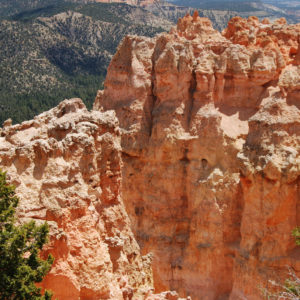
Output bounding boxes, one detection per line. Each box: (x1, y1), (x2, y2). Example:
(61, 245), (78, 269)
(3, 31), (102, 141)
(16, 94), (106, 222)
(94, 13), (300, 299)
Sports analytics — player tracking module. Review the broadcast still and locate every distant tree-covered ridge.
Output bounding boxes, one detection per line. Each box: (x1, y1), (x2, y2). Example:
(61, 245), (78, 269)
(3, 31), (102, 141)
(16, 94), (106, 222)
(0, 2), (169, 125)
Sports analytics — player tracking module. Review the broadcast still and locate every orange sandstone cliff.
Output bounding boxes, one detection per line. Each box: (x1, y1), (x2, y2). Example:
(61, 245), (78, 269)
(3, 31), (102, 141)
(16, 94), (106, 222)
(0, 100), (154, 299)
(95, 13), (300, 299)
(0, 13), (300, 300)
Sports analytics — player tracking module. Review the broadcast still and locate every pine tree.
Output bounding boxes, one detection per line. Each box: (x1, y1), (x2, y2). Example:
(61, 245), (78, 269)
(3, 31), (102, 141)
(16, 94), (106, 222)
(0, 170), (54, 300)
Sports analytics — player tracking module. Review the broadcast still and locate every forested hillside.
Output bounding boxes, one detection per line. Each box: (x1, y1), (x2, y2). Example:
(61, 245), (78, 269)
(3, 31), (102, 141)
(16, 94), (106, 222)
(146, 1), (237, 31)
(0, 2), (171, 124)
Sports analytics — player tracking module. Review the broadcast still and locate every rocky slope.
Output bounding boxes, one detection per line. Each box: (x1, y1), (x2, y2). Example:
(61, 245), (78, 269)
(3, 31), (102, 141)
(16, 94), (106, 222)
(0, 13), (300, 300)
(170, 0), (298, 24)
(265, 0), (300, 23)
(0, 0), (154, 18)
(145, 2), (237, 32)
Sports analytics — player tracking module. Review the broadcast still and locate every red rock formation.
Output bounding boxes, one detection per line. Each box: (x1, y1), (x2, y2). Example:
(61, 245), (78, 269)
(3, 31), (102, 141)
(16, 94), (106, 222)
(0, 99), (156, 299)
(1, 14), (300, 300)
(95, 14), (300, 299)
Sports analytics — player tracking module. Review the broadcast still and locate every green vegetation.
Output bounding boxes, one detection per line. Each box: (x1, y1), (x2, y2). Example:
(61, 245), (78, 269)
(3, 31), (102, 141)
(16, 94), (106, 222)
(0, 2), (165, 125)
(10, 3), (78, 22)
(0, 170), (53, 299)
(75, 3), (133, 24)
(0, 74), (104, 124)
(9, 2), (138, 24)
(0, 0), (64, 19)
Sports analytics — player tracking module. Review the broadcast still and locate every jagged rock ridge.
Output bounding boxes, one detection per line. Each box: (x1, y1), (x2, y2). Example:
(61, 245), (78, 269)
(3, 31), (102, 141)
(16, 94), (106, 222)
(0, 12), (300, 300)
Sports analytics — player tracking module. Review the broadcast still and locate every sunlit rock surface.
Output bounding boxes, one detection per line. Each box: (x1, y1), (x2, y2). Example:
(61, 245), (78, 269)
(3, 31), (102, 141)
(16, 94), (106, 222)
(1, 13), (300, 300)
(95, 14), (300, 300)
(0, 99), (156, 299)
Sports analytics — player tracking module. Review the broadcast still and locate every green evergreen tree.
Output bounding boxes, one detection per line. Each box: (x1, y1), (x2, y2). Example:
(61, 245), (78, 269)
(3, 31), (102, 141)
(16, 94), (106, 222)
(0, 170), (54, 300)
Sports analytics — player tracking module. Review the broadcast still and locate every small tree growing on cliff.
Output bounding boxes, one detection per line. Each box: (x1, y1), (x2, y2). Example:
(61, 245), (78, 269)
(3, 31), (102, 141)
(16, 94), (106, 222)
(0, 170), (54, 299)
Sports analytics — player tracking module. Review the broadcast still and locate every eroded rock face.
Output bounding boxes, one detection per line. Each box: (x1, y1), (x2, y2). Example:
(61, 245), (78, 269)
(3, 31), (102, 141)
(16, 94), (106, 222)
(95, 14), (300, 299)
(1, 14), (300, 300)
(0, 99), (156, 300)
